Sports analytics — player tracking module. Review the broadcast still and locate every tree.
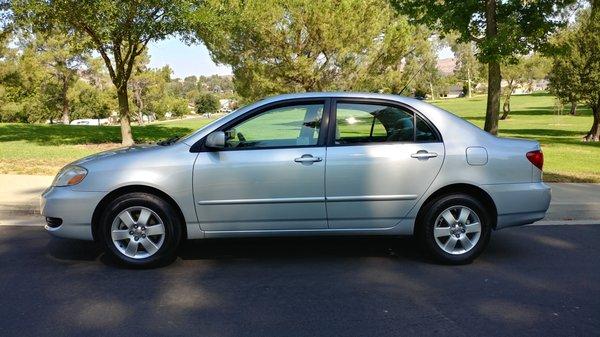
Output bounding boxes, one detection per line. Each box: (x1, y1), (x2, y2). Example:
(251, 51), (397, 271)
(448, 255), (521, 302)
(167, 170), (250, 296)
(129, 52), (152, 124)
(169, 97), (189, 118)
(501, 54), (550, 119)
(195, 93), (219, 115)
(447, 37), (482, 98)
(30, 31), (90, 124)
(12, 0), (195, 145)
(196, 0), (414, 101)
(400, 27), (444, 100)
(0, 30), (60, 123)
(549, 3), (600, 141)
(69, 80), (112, 122)
(391, 0), (576, 135)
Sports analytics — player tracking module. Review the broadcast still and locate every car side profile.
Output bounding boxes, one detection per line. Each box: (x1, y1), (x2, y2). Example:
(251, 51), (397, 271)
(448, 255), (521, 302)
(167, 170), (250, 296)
(41, 93), (551, 267)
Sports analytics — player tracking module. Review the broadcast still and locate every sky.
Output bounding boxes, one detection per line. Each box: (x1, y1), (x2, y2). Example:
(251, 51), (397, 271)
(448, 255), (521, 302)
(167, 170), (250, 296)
(147, 38), (232, 78)
(148, 37), (455, 79)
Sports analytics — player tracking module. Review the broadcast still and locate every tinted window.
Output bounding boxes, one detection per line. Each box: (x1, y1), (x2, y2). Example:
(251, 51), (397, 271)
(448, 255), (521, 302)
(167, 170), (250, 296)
(335, 103), (415, 144)
(415, 115), (438, 142)
(224, 103), (323, 149)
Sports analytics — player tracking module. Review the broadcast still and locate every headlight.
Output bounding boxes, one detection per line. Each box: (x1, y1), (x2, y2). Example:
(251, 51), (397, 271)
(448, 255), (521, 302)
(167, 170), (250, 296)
(52, 165), (88, 187)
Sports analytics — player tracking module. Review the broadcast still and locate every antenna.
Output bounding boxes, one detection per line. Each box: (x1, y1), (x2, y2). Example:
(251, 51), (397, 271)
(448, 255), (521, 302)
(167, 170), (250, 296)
(398, 61), (427, 96)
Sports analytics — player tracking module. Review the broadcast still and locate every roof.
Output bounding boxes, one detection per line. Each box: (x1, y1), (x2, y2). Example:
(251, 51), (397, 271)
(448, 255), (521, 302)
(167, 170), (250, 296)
(260, 92), (423, 106)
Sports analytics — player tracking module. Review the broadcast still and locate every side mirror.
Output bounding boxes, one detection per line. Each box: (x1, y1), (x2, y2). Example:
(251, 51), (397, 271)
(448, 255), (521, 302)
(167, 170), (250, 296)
(205, 131), (226, 149)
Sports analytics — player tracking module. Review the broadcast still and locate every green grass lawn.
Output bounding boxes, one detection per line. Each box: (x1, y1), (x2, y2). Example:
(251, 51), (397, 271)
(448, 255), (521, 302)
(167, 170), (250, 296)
(432, 93), (600, 182)
(1, 92), (599, 182)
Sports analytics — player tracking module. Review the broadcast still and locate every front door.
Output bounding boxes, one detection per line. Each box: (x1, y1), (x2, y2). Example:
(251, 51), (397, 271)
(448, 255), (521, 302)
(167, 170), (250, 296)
(325, 100), (445, 229)
(193, 100), (329, 232)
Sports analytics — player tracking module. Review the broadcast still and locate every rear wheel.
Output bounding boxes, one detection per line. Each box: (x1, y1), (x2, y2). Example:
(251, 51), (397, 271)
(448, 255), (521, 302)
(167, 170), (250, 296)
(99, 192), (182, 268)
(417, 194), (491, 264)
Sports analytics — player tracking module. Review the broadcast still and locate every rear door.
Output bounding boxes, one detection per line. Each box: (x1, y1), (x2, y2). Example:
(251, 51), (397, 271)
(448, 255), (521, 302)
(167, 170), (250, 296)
(325, 99), (444, 229)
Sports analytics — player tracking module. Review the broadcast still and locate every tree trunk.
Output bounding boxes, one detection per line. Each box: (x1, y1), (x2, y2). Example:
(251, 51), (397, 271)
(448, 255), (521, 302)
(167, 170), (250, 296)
(485, 61), (501, 134)
(569, 101), (578, 115)
(429, 82), (435, 101)
(500, 81), (513, 120)
(61, 79), (70, 125)
(484, 0), (500, 135)
(467, 67), (472, 98)
(117, 87), (134, 146)
(134, 85), (144, 125)
(584, 106), (600, 142)
(501, 99), (510, 120)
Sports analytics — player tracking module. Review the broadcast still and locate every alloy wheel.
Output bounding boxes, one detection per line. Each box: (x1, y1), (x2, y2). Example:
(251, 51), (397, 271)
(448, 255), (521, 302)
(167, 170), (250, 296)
(433, 205), (482, 255)
(111, 206), (166, 259)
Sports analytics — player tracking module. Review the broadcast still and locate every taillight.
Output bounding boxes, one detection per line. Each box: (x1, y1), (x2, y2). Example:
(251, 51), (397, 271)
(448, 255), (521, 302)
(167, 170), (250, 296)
(526, 150), (544, 171)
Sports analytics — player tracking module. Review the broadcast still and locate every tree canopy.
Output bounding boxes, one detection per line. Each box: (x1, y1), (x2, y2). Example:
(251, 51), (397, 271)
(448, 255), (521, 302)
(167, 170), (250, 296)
(549, 3), (600, 141)
(195, 93), (219, 115)
(11, 0), (197, 145)
(196, 0), (415, 101)
(391, 0), (577, 135)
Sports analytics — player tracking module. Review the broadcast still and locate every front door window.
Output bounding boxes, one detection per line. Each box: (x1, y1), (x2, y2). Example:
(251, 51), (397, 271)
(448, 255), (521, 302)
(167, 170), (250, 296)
(224, 103), (324, 149)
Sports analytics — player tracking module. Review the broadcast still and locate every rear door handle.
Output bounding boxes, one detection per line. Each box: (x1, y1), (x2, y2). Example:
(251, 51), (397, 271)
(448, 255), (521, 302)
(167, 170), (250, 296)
(294, 154), (322, 164)
(411, 151), (438, 159)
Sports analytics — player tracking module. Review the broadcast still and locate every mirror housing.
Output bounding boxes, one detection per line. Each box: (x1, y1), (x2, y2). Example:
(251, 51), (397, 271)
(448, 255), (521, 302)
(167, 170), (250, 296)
(205, 131), (226, 149)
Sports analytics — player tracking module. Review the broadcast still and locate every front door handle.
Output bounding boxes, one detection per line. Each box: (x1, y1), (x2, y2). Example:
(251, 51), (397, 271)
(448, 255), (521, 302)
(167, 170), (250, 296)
(411, 150), (438, 159)
(294, 154), (322, 164)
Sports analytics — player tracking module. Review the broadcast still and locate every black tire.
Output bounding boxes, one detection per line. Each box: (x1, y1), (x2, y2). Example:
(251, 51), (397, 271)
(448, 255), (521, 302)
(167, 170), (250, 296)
(99, 192), (182, 268)
(417, 193), (491, 264)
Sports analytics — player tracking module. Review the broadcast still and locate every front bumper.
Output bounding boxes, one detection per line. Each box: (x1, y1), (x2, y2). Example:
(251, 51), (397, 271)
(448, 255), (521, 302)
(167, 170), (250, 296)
(41, 186), (106, 240)
(482, 182), (552, 229)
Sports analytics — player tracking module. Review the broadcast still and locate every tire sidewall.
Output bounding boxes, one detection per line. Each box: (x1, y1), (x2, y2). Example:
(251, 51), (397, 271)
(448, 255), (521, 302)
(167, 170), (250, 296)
(419, 194), (491, 264)
(99, 192), (182, 268)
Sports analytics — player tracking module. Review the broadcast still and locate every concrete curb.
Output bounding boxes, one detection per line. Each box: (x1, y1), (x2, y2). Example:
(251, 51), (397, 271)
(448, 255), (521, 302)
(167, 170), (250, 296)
(0, 203), (39, 216)
(527, 220), (600, 226)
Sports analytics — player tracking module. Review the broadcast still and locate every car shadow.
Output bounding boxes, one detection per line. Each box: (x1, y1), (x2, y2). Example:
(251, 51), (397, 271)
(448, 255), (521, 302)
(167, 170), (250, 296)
(44, 231), (536, 268)
(45, 235), (437, 266)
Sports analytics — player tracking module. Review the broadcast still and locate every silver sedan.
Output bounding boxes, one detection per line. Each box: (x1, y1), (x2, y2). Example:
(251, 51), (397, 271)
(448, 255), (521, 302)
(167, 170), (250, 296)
(41, 93), (551, 267)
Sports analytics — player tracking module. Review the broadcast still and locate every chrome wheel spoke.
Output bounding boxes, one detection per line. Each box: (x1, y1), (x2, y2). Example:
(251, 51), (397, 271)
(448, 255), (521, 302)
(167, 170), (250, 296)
(111, 229), (130, 241)
(441, 210), (457, 225)
(118, 211), (135, 229)
(146, 223), (165, 236)
(460, 236), (474, 251)
(140, 238), (159, 255)
(434, 226), (451, 238)
(444, 236), (458, 251)
(434, 205), (482, 255)
(457, 207), (470, 224)
(137, 209), (151, 227)
(125, 239), (139, 257)
(111, 206), (165, 259)
(465, 222), (481, 234)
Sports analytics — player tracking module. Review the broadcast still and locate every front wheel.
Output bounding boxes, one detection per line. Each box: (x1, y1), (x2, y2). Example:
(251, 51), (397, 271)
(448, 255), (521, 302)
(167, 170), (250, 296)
(417, 194), (491, 264)
(99, 192), (182, 268)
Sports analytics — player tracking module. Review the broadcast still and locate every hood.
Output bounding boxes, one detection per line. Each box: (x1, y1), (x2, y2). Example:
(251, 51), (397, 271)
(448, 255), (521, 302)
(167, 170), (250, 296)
(71, 144), (159, 167)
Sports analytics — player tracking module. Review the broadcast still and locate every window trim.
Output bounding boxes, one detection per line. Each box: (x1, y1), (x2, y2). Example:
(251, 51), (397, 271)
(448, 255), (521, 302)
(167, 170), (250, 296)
(327, 98), (442, 147)
(192, 98), (331, 152)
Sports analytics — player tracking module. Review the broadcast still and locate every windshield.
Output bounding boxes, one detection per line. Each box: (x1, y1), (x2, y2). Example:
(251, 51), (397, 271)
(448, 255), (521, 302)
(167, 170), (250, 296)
(176, 106), (245, 144)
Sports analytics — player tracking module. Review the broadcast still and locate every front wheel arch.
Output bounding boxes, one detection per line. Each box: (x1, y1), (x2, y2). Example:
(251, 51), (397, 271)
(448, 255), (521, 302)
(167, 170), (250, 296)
(91, 185), (187, 242)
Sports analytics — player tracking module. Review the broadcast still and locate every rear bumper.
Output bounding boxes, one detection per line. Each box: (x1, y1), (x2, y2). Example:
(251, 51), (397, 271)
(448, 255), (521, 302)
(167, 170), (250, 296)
(41, 186), (105, 240)
(482, 182), (551, 229)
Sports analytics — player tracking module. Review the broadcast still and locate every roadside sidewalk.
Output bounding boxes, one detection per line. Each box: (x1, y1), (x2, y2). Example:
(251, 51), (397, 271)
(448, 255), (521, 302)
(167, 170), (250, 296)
(1, 174), (599, 225)
(0, 175), (53, 214)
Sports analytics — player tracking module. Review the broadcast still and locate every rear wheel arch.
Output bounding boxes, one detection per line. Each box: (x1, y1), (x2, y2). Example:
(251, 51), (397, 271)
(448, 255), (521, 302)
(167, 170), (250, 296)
(91, 185), (187, 242)
(416, 183), (498, 231)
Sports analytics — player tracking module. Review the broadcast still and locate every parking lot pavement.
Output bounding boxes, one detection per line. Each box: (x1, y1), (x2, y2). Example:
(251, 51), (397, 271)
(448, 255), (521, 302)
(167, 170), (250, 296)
(0, 223), (598, 337)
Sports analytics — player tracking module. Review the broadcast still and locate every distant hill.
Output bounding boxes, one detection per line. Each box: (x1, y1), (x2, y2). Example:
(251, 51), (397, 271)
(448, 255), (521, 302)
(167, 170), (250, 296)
(437, 58), (456, 76)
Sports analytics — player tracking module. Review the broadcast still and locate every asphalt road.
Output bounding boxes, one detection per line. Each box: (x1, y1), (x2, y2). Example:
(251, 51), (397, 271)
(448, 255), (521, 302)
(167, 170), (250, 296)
(0, 223), (598, 337)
